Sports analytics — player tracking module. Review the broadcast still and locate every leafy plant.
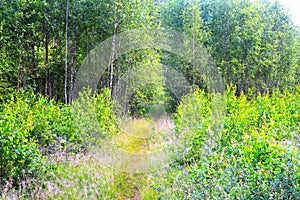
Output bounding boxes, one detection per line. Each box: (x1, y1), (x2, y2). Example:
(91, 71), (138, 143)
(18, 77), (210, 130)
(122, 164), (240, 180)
(165, 86), (300, 199)
(72, 88), (116, 149)
(0, 90), (82, 185)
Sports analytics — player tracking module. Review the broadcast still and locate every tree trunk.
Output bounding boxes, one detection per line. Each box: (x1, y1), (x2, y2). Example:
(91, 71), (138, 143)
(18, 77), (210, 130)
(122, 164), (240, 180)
(86, 29), (90, 64)
(109, 22), (118, 94)
(45, 24), (52, 99)
(64, 0), (69, 103)
(17, 54), (21, 89)
(69, 32), (76, 102)
(32, 43), (40, 93)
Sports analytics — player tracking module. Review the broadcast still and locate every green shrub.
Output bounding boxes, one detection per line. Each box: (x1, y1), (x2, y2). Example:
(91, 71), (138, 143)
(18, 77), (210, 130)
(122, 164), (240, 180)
(175, 86), (300, 161)
(162, 139), (300, 199)
(129, 83), (167, 118)
(222, 87), (300, 146)
(152, 131), (300, 199)
(168, 86), (300, 199)
(26, 95), (82, 155)
(94, 88), (116, 135)
(0, 93), (44, 183)
(0, 91), (83, 184)
(174, 89), (212, 162)
(72, 88), (116, 148)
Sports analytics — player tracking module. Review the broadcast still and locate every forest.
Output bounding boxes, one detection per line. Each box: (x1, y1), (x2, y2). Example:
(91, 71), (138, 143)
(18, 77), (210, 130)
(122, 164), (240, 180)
(0, 0), (300, 199)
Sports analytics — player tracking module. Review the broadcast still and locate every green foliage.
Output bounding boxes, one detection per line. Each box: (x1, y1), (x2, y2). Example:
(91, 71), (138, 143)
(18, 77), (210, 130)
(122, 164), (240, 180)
(1, 0), (300, 197)
(201, 0), (299, 93)
(167, 144), (300, 199)
(0, 86), (116, 190)
(30, 97), (81, 154)
(170, 87), (300, 198)
(0, 0), (299, 100)
(129, 83), (167, 118)
(114, 48), (167, 118)
(95, 89), (116, 134)
(72, 88), (116, 148)
(160, 0), (300, 94)
(175, 89), (212, 161)
(0, 88), (115, 187)
(160, 0), (186, 31)
(0, 51), (15, 99)
(0, 91), (82, 184)
(222, 86), (300, 146)
(0, 92), (44, 183)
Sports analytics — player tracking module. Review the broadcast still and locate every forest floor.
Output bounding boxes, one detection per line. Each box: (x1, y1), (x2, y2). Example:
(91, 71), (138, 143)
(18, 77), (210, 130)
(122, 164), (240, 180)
(40, 116), (175, 199)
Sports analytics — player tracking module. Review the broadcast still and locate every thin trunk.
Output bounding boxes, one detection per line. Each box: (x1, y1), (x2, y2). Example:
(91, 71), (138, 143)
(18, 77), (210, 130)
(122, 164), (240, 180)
(113, 36), (121, 98)
(109, 1), (120, 95)
(109, 22), (118, 93)
(191, 17), (195, 86)
(92, 48), (98, 94)
(17, 54), (21, 89)
(64, 0), (69, 103)
(124, 66), (131, 116)
(69, 33), (76, 102)
(32, 43), (40, 93)
(86, 29), (90, 64)
(45, 24), (51, 98)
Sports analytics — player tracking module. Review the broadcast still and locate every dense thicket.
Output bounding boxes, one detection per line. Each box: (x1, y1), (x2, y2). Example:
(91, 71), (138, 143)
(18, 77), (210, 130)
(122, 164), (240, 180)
(0, 0), (299, 102)
(0, 89), (115, 185)
(160, 0), (300, 94)
(1, 0), (300, 197)
(160, 87), (300, 199)
(0, 0), (158, 102)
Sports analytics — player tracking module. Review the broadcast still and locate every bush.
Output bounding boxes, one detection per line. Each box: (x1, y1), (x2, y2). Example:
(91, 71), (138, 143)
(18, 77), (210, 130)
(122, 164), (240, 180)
(0, 92), (44, 183)
(129, 83), (167, 118)
(164, 142), (300, 199)
(175, 86), (300, 160)
(174, 89), (212, 162)
(29, 95), (82, 154)
(72, 88), (116, 148)
(167, 86), (300, 198)
(0, 91), (83, 185)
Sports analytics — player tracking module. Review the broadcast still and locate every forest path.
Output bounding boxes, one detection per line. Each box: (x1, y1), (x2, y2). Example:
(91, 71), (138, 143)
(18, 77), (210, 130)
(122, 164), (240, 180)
(43, 116), (175, 200)
(110, 116), (175, 199)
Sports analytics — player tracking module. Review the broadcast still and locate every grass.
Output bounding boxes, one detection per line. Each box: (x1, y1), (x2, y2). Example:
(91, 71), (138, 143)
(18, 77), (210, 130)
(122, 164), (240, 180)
(44, 117), (171, 199)
(1, 116), (177, 199)
(41, 154), (162, 199)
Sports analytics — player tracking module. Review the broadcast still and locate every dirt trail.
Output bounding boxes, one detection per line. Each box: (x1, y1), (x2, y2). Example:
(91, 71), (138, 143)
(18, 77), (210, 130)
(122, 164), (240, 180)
(39, 116), (175, 200)
(112, 116), (175, 199)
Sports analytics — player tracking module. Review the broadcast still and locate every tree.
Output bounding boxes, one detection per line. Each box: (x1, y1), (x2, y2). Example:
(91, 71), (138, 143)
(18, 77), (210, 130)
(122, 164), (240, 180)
(201, 0), (299, 94)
